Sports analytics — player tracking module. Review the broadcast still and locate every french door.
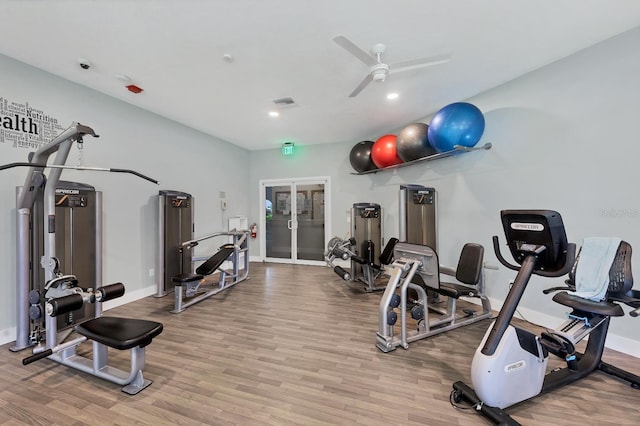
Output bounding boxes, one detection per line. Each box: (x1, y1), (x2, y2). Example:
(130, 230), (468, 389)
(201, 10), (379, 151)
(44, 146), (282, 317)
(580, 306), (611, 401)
(260, 177), (330, 265)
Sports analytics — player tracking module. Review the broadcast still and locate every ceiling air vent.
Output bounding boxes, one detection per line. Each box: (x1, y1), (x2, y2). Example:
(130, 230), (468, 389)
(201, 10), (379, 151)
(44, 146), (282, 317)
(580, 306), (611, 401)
(272, 97), (296, 107)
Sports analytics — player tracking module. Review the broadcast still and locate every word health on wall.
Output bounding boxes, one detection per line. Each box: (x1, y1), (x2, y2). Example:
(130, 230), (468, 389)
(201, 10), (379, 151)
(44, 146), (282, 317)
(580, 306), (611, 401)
(0, 97), (65, 149)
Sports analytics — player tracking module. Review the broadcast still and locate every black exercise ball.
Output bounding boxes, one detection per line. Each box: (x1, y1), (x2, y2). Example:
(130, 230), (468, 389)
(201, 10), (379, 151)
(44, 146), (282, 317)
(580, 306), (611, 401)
(396, 123), (437, 162)
(349, 140), (378, 173)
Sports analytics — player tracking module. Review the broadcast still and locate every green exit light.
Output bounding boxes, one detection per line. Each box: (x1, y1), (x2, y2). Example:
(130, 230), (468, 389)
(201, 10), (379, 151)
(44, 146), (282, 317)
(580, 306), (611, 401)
(282, 142), (295, 156)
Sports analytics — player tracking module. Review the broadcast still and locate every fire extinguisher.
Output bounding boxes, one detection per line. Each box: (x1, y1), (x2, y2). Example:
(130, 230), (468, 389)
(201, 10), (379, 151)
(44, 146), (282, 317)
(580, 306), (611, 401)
(250, 223), (257, 238)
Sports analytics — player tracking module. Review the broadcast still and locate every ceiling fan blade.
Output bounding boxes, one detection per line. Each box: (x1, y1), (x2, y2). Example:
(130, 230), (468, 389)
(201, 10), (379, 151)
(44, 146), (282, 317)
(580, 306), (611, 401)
(349, 74), (373, 97)
(333, 36), (377, 66)
(389, 54), (451, 74)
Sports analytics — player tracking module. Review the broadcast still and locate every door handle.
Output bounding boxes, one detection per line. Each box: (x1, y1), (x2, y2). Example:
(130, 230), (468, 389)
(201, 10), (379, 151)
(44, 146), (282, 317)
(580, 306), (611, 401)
(287, 219), (292, 230)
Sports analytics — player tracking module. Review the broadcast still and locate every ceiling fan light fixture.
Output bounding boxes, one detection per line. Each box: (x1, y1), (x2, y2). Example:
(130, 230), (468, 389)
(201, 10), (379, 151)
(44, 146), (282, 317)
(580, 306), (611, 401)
(372, 71), (386, 82)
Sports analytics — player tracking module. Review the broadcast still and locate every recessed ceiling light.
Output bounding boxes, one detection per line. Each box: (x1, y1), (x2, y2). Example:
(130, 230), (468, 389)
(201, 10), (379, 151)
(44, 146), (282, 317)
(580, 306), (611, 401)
(387, 92), (399, 100)
(269, 111), (280, 117)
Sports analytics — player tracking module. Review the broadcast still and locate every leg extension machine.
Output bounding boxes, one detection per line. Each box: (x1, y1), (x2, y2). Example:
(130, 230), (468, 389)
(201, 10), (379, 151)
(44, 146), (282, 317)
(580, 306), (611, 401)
(325, 236), (398, 292)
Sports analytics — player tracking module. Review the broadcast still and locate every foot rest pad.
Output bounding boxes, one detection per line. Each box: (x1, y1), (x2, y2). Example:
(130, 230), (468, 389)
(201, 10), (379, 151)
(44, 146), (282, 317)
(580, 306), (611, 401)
(76, 317), (163, 350)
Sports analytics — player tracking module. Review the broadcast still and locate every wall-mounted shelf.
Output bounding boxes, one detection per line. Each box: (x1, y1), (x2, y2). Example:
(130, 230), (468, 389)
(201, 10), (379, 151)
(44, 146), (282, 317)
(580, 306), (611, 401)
(351, 142), (492, 175)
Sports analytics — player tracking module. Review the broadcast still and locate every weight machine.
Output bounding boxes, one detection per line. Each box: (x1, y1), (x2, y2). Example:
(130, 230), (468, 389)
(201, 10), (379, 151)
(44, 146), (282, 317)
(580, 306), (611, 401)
(324, 235), (397, 292)
(376, 241), (492, 352)
(4, 122), (163, 394)
(164, 230), (250, 313)
(156, 190), (249, 312)
(325, 203), (394, 292)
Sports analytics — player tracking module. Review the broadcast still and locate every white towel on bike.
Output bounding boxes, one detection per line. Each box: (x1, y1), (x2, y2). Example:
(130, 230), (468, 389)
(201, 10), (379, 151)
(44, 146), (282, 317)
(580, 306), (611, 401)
(570, 237), (621, 302)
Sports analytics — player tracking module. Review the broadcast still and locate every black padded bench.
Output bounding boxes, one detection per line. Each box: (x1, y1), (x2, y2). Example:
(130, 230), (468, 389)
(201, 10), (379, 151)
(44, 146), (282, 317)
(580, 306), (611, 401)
(76, 316), (164, 350)
(171, 243), (235, 286)
(437, 243), (485, 299)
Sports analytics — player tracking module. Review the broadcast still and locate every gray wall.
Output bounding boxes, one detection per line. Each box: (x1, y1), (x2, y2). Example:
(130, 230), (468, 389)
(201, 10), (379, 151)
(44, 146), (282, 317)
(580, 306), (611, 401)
(248, 27), (640, 355)
(0, 54), (250, 343)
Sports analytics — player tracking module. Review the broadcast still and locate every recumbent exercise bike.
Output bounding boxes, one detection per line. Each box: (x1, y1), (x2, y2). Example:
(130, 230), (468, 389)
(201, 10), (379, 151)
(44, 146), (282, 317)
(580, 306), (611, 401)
(452, 209), (640, 425)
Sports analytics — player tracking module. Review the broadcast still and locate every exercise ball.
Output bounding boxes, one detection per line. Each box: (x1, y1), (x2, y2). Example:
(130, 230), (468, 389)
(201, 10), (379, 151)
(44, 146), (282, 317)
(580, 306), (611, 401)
(371, 134), (403, 168)
(349, 141), (377, 173)
(396, 123), (437, 162)
(428, 102), (485, 152)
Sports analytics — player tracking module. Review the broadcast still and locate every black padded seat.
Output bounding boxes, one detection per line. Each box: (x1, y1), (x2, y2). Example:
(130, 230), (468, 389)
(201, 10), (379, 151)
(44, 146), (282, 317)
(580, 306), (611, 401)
(76, 316), (163, 350)
(437, 243), (485, 299)
(171, 273), (204, 285)
(195, 244), (235, 275)
(552, 291), (625, 317)
(379, 238), (399, 265)
(455, 243), (484, 284)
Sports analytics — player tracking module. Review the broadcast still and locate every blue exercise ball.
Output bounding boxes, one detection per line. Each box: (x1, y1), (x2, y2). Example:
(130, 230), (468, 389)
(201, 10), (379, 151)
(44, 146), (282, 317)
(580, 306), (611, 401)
(427, 102), (485, 152)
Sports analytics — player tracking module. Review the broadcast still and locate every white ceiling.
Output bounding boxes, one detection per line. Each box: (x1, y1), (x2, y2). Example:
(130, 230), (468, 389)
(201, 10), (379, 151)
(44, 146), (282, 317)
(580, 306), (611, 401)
(1, 1), (640, 151)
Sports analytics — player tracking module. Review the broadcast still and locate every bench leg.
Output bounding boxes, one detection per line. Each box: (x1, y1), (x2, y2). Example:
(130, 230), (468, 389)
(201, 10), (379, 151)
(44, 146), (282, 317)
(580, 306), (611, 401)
(122, 368), (152, 395)
(51, 341), (153, 394)
(93, 341), (152, 394)
(172, 285), (186, 313)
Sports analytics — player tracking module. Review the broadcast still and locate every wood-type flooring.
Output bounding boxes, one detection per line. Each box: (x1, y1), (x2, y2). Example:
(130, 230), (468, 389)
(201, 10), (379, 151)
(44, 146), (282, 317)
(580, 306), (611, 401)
(0, 262), (638, 425)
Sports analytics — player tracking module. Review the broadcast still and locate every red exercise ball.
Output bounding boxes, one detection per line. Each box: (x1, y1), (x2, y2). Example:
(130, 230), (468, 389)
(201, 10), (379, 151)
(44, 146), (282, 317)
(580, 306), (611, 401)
(371, 134), (403, 168)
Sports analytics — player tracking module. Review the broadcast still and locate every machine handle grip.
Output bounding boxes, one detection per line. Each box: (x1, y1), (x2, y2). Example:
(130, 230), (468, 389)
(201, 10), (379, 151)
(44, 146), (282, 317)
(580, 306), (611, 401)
(22, 349), (53, 365)
(0, 162), (33, 171)
(492, 236), (520, 271)
(96, 283), (125, 302)
(109, 168), (158, 184)
(483, 262), (499, 271)
(46, 294), (83, 317)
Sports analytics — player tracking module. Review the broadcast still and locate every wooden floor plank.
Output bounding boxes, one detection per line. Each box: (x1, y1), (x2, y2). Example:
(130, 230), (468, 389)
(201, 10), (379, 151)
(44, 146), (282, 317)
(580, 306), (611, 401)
(1, 262), (638, 425)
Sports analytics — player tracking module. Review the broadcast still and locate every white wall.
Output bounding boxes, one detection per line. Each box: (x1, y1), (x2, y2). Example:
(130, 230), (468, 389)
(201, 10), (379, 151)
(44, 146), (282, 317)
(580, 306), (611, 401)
(0, 54), (250, 344)
(248, 27), (640, 356)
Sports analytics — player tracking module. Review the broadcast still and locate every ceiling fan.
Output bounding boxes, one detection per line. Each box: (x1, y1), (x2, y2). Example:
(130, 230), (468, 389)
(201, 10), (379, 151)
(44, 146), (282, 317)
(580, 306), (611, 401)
(333, 36), (451, 98)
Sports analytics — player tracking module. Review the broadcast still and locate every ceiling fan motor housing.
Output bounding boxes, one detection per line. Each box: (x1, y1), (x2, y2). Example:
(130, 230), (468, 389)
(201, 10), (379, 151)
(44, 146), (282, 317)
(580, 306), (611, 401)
(371, 63), (389, 82)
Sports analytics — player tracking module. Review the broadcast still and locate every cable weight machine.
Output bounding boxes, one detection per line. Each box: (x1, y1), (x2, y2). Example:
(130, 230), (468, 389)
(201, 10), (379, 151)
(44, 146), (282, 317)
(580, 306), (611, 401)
(3, 122), (163, 394)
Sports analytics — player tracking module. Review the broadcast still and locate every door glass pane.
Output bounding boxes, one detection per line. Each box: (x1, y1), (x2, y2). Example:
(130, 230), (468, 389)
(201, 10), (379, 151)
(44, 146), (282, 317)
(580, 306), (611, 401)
(295, 183), (325, 261)
(266, 185), (291, 259)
